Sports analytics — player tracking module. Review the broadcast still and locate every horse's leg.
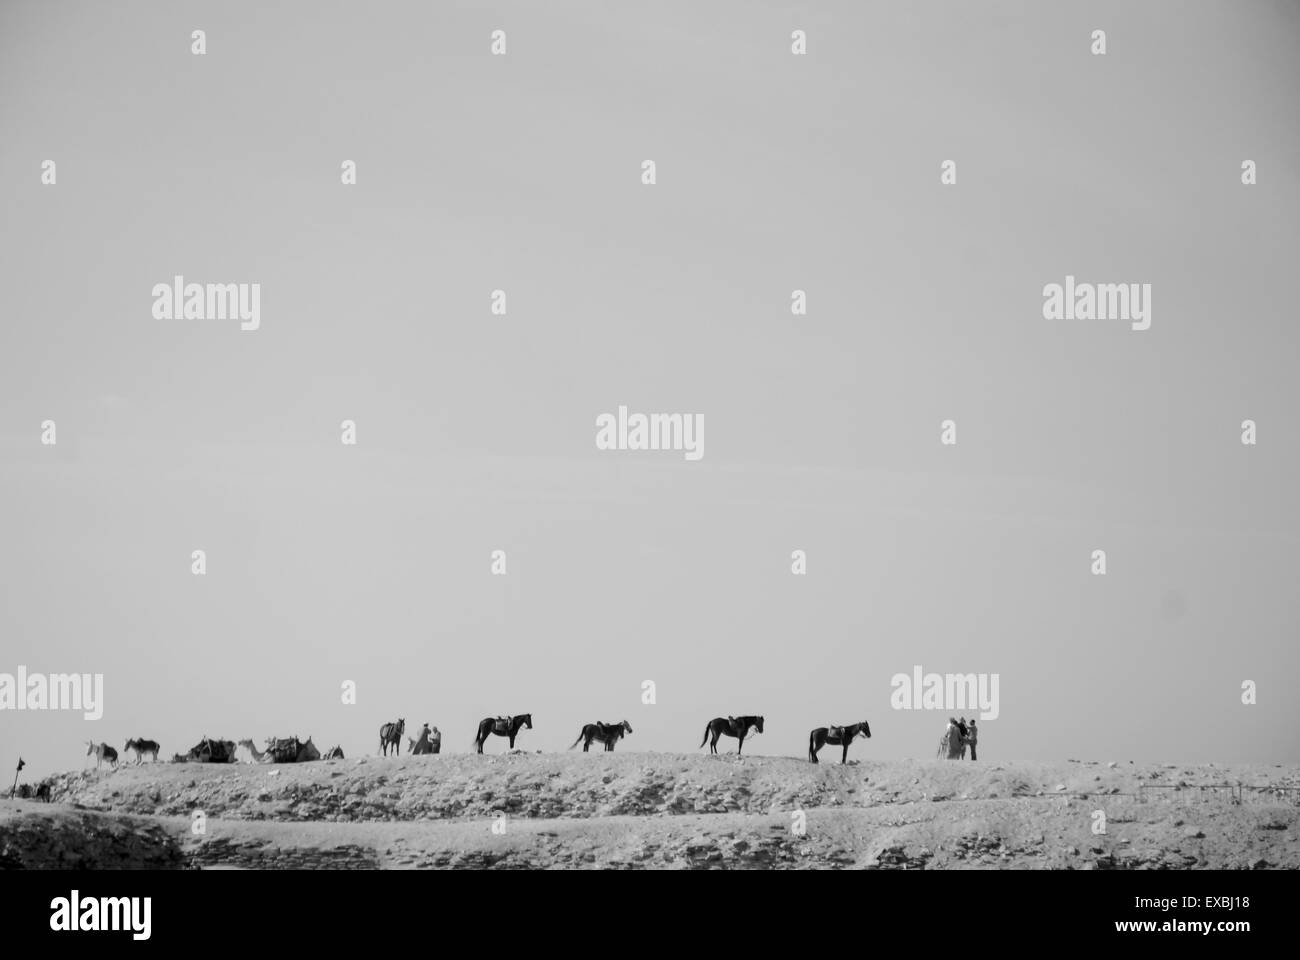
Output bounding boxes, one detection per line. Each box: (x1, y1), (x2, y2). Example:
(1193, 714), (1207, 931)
(737, 735), (744, 756)
(842, 742), (849, 764)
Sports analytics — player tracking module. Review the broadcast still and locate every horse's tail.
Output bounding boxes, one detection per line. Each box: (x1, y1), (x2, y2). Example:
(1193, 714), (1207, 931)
(568, 729), (585, 751)
(699, 721), (712, 749)
(808, 729), (817, 761)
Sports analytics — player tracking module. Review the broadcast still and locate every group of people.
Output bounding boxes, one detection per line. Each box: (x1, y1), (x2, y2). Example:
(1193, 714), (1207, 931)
(939, 716), (979, 760)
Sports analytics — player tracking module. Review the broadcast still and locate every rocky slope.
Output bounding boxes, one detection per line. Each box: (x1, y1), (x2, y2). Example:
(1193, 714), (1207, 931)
(3, 753), (1297, 869)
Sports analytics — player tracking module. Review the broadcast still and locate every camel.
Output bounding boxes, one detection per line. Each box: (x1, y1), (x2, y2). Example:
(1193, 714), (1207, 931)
(183, 737), (237, 763)
(700, 716), (764, 756)
(322, 745), (345, 760)
(378, 719), (405, 756)
(237, 739), (271, 764)
(568, 720), (633, 752)
(936, 717), (970, 760)
(123, 738), (160, 764)
(264, 736), (320, 763)
(473, 714), (532, 753)
(86, 741), (118, 769)
(808, 721), (871, 764)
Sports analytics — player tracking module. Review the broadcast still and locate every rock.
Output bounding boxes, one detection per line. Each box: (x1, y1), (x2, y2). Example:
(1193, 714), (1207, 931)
(1107, 762), (1117, 768)
(1182, 827), (1205, 839)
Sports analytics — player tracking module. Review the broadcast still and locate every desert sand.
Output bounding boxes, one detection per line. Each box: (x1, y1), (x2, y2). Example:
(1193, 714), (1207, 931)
(2, 753), (1296, 869)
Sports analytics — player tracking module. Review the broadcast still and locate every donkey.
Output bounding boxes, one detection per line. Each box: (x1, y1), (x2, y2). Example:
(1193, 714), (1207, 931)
(378, 719), (405, 757)
(700, 716), (764, 756)
(86, 741), (118, 769)
(123, 738), (160, 764)
(568, 720), (632, 752)
(473, 714), (532, 754)
(808, 721), (871, 764)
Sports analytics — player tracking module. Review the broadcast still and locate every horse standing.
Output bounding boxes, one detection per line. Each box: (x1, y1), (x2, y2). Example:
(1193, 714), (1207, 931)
(473, 714), (532, 753)
(123, 738), (160, 764)
(378, 718), (406, 756)
(568, 720), (632, 752)
(808, 721), (871, 764)
(699, 716), (764, 755)
(86, 741), (118, 769)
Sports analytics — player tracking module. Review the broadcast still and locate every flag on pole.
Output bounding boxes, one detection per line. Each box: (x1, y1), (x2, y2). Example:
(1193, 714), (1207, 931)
(16, 758), (24, 771)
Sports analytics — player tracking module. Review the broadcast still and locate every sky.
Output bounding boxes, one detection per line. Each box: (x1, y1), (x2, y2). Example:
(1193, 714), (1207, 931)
(1, 0), (1298, 781)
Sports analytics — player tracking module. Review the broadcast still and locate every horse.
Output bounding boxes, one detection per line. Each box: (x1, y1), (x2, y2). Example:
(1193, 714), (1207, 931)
(808, 721), (871, 764)
(568, 720), (632, 752)
(936, 717), (969, 760)
(473, 714), (532, 753)
(86, 741), (118, 769)
(378, 719), (405, 757)
(123, 738), (160, 763)
(700, 716), (764, 755)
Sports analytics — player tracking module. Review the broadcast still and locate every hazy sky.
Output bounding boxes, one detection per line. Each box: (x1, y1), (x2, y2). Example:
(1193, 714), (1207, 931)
(2, 1), (1298, 780)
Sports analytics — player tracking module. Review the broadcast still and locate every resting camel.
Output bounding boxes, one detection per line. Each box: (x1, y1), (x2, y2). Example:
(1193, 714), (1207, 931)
(473, 714), (532, 753)
(237, 739), (270, 764)
(183, 737), (237, 763)
(700, 716), (764, 755)
(264, 736), (320, 763)
(322, 745), (345, 760)
(568, 720), (633, 752)
(808, 721), (871, 764)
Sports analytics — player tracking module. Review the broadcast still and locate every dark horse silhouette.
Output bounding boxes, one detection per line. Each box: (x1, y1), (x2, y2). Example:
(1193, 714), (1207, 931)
(473, 713), (533, 753)
(700, 715), (764, 755)
(568, 720), (632, 752)
(378, 719), (405, 757)
(808, 720), (871, 764)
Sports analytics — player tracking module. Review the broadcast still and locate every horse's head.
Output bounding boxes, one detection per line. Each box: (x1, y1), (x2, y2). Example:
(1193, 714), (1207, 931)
(86, 741), (95, 755)
(754, 716), (765, 734)
(123, 739), (132, 751)
(521, 714), (533, 729)
(398, 718), (406, 733)
(859, 721), (872, 739)
(622, 720), (633, 734)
